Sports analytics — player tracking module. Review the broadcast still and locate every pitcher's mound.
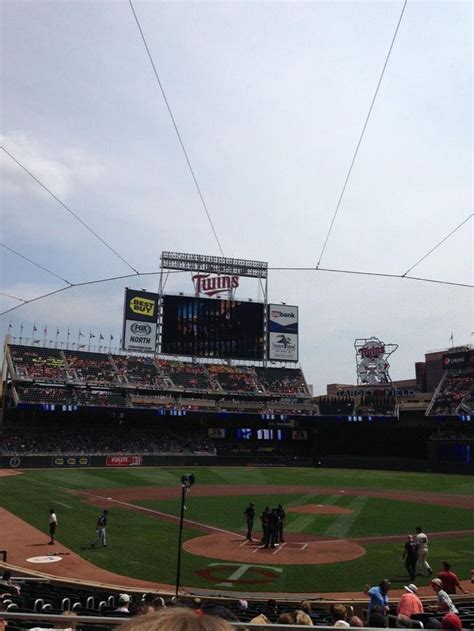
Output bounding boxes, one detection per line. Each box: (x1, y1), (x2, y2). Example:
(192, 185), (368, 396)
(288, 504), (353, 515)
(183, 532), (365, 565)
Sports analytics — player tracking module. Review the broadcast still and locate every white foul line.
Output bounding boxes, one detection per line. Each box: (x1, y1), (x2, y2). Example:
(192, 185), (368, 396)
(272, 542), (286, 555)
(77, 490), (243, 538)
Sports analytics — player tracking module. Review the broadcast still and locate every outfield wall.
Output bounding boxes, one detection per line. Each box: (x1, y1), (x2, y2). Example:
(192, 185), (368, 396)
(0, 453), (445, 472)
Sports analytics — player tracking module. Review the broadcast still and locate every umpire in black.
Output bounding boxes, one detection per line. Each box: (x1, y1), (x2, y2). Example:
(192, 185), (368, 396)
(244, 502), (255, 541)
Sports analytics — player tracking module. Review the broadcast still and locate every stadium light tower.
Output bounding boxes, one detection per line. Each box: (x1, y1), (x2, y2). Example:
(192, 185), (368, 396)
(175, 473), (195, 596)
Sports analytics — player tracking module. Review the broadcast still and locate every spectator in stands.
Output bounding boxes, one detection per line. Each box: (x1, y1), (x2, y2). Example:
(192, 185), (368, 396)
(396, 614), (413, 628)
(401, 535), (418, 581)
(397, 584), (423, 618)
(119, 607), (234, 630)
(0, 571), (20, 596)
(437, 561), (470, 594)
(364, 580), (391, 615)
(192, 598), (204, 617)
(429, 579), (459, 614)
(441, 613), (462, 631)
(115, 593), (132, 615)
(294, 610), (314, 625)
(277, 612), (295, 624)
(367, 612), (387, 628)
(264, 598), (278, 618)
(331, 603), (349, 627)
(349, 616), (364, 627)
(248, 613), (270, 625)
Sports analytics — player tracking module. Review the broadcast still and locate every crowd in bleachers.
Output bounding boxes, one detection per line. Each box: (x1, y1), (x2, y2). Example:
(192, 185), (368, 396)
(355, 394), (397, 416)
(0, 428), (215, 455)
(7, 345), (309, 400)
(256, 367), (308, 395)
(8, 346), (66, 382)
(1, 571), (474, 630)
(208, 365), (259, 393)
(428, 372), (474, 416)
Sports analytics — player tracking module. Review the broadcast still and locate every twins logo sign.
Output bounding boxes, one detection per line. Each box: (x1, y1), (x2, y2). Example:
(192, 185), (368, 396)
(354, 337), (398, 385)
(196, 563), (282, 587)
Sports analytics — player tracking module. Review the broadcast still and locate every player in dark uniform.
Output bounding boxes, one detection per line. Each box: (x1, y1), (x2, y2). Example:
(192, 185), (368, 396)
(244, 502), (255, 541)
(276, 503), (286, 543)
(92, 509), (108, 547)
(265, 509), (280, 549)
(260, 506), (270, 546)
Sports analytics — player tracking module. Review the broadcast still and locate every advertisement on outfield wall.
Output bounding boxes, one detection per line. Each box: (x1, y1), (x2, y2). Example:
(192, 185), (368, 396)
(51, 456), (90, 467)
(267, 304), (298, 362)
(122, 288), (158, 353)
(106, 455), (143, 467)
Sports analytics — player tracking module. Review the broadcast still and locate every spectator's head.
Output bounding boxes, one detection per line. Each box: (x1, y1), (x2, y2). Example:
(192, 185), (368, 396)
(278, 613), (295, 624)
(265, 598), (277, 612)
(431, 578), (443, 593)
(299, 600), (312, 614)
(380, 579), (391, 593)
(441, 613), (462, 631)
(441, 561), (451, 572)
(331, 603), (348, 623)
(236, 600), (248, 612)
(192, 598), (202, 611)
(294, 610), (313, 625)
(425, 619), (442, 629)
(118, 608), (234, 630)
(1, 571), (11, 582)
(350, 616), (364, 627)
(367, 613), (387, 628)
(249, 613), (270, 625)
(118, 594), (131, 609)
(403, 584), (418, 594)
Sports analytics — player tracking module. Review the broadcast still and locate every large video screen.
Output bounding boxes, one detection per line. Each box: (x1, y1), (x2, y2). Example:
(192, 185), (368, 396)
(161, 295), (264, 360)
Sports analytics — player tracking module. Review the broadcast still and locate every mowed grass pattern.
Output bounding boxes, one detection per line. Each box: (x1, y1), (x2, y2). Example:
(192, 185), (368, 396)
(0, 467), (473, 593)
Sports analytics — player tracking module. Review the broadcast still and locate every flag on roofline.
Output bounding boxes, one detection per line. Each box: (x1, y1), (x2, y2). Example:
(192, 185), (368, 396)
(79, 330), (84, 337)
(100, 334), (104, 340)
(33, 324), (37, 332)
(89, 332), (95, 339)
(44, 326), (47, 335)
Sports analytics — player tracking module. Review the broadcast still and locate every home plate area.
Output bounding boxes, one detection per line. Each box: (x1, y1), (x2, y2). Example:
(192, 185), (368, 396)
(183, 532), (365, 565)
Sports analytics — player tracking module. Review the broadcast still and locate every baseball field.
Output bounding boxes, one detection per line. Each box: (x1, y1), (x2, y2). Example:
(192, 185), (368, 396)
(1, 467), (473, 596)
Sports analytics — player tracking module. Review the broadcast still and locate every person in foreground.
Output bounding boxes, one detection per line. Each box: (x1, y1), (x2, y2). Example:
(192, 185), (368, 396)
(118, 607), (234, 630)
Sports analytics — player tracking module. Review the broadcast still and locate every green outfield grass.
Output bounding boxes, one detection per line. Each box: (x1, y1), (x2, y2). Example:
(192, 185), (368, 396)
(1, 467), (473, 594)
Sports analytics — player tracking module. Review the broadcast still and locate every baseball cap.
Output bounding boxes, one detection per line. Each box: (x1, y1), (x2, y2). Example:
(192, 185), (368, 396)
(404, 584), (418, 593)
(238, 599), (248, 610)
(431, 578), (443, 587)
(118, 594), (131, 603)
(441, 613), (462, 630)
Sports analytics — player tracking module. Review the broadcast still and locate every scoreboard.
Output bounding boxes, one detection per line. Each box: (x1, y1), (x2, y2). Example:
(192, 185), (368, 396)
(161, 295), (264, 360)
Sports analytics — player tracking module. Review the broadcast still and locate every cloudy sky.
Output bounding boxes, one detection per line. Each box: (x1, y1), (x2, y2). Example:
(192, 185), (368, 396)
(0, 0), (472, 394)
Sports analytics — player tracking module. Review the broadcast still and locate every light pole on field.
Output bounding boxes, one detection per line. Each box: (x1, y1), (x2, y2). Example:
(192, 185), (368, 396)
(175, 473), (195, 597)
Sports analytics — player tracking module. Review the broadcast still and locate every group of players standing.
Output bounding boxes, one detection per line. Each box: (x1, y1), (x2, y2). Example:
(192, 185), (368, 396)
(244, 502), (286, 549)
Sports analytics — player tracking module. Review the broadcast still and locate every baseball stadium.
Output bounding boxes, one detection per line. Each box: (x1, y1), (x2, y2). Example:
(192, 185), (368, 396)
(1, 1), (472, 630)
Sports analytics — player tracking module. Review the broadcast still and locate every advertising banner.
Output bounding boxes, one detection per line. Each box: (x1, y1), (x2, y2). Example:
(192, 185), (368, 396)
(122, 289), (158, 353)
(267, 304), (298, 361)
(442, 351), (474, 370)
(106, 455), (143, 467)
